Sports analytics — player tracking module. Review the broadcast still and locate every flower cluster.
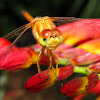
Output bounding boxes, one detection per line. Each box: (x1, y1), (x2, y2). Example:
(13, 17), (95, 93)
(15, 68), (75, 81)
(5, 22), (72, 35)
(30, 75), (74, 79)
(1, 19), (100, 97)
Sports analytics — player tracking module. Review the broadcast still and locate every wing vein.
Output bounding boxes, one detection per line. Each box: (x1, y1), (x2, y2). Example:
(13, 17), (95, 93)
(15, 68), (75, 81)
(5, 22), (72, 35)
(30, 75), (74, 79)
(2, 23), (31, 39)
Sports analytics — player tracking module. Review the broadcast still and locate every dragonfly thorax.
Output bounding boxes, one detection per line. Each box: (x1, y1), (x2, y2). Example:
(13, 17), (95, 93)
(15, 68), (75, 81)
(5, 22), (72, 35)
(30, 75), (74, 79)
(32, 16), (55, 41)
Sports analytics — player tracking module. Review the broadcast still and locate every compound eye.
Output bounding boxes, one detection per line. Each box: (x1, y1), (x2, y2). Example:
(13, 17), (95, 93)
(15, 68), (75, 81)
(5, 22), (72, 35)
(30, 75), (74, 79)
(43, 38), (47, 41)
(52, 29), (63, 44)
(39, 29), (52, 46)
(40, 29), (52, 38)
(52, 29), (62, 36)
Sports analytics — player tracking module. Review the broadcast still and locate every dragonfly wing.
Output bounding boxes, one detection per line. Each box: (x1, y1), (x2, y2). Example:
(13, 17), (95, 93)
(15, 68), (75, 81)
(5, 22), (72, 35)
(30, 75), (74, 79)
(50, 17), (83, 26)
(0, 22), (33, 58)
(2, 22), (32, 40)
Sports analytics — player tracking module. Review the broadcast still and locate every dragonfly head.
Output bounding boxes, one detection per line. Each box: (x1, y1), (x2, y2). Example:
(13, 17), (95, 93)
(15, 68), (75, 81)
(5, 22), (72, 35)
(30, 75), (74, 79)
(39, 29), (63, 50)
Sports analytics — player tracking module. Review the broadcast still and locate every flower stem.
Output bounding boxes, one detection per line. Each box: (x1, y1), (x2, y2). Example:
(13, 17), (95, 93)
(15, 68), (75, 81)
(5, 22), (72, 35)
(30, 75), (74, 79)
(58, 58), (68, 65)
(98, 74), (100, 80)
(74, 66), (91, 75)
(58, 58), (100, 79)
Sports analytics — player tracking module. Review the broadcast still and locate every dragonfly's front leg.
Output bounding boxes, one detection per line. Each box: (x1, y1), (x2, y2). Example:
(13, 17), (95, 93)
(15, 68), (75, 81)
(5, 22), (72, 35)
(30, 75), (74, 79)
(37, 46), (45, 78)
(51, 52), (58, 80)
(51, 52), (58, 71)
(47, 49), (53, 70)
(46, 49), (53, 78)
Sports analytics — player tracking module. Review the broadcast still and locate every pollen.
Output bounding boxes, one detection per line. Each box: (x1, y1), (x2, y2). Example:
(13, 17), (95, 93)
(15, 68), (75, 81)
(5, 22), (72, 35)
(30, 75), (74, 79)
(46, 37), (60, 50)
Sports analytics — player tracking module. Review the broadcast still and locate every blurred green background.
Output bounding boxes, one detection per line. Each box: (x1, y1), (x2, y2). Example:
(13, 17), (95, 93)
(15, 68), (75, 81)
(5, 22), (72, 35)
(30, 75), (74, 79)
(0, 0), (100, 100)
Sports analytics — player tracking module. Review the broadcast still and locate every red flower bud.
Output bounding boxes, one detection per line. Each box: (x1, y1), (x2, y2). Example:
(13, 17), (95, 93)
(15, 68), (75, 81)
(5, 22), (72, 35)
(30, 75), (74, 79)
(86, 72), (99, 90)
(87, 80), (100, 94)
(0, 50), (38, 70)
(0, 38), (20, 58)
(0, 38), (12, 46)
(57, 65), (74, 81)
(0, 38), (19, 50)
(61, 73), (98, 97)
(39, 53), (55, 65)
(24, 69), (57, 92)
(74, 80), (100, 100)
(24, 65), (74, 92)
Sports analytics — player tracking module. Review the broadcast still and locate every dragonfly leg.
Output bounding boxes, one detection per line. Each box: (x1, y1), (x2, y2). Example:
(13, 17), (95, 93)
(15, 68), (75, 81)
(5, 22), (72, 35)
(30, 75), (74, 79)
(51, 52), (58, 71)
(37, 47), (45, 78)
(46, 49), (53, 78)
(47, 50), (53, 70)
(58, 47), (71, 64)
(51, 52), (58, 80)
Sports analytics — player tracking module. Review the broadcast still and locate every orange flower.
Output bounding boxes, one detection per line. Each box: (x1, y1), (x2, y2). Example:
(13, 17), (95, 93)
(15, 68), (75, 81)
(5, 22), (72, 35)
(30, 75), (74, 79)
(71, 53), (100, 65)
(89, 62), (100, 73)
(71, 38), (100, 65)
(57, 19), (100, 46)
(55, 47), (87, 59)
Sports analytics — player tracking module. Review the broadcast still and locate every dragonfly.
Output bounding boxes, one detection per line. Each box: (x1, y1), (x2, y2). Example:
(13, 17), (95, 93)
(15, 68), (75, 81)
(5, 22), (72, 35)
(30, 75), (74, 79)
(2, 11), (81, 76)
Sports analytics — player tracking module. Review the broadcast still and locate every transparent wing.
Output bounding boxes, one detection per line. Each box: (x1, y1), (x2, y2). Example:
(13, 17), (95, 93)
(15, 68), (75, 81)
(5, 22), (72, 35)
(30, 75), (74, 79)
(2, 22), (32, 40)
(3, 17), (82, 40)
(0, 22), (34, 58)
(50, 17), (83, 26)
